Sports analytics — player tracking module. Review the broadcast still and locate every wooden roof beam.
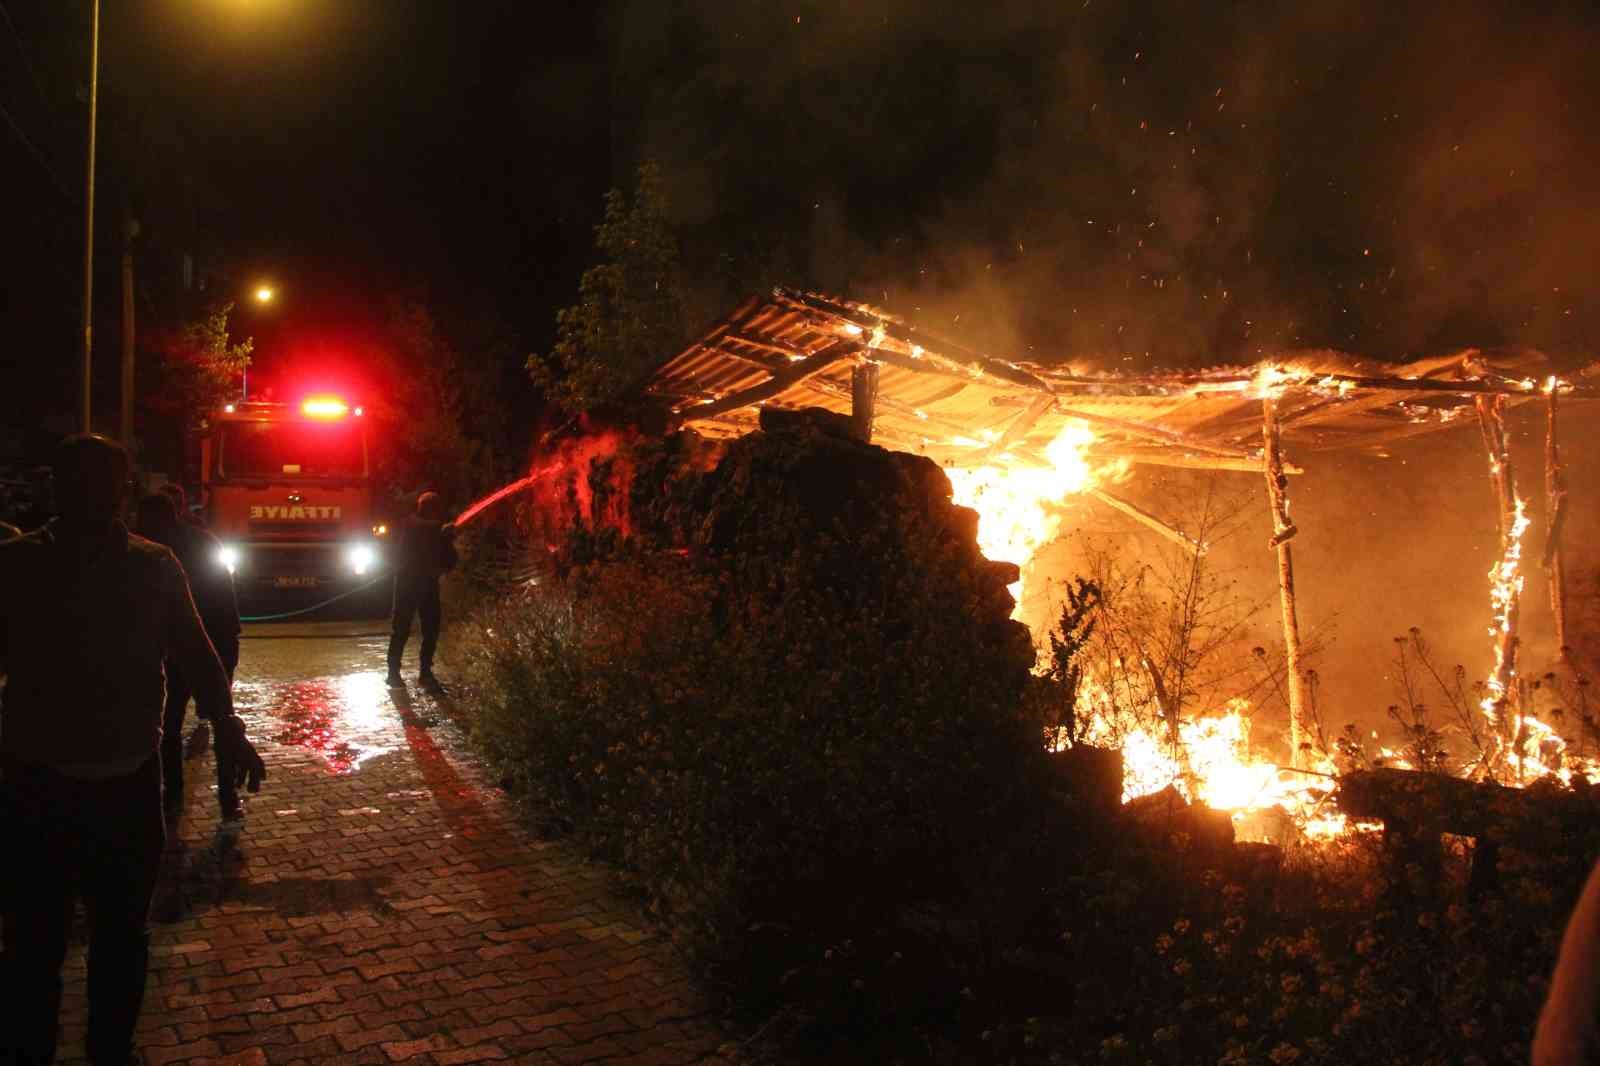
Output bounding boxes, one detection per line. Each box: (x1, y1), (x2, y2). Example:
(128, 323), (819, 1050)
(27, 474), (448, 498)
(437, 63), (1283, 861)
(1055, 405), (1255, 460)
(727, 332), (812, 360)
(773, 288), (1058, 393)
(1088, 489), (1205, 555)
(984, 395), (1056, 460)
(674, 339), (862, 424)
(1109, 451), (1303, 475)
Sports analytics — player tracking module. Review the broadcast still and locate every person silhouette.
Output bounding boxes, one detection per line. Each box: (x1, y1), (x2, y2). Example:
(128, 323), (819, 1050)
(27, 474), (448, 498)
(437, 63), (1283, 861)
(386, 490), (457, 690)
(134, 492), (244, 823)
(0, 434), (265, 1066)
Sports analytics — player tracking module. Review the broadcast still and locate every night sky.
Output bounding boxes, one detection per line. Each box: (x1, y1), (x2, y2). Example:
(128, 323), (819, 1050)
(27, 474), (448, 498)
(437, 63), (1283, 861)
(2, 0), (608, 431)
(5, 0), (1600, 437)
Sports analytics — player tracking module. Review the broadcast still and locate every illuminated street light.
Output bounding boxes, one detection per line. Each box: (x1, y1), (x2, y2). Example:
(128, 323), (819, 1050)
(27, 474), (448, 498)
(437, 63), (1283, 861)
(254, 284), (276, 304)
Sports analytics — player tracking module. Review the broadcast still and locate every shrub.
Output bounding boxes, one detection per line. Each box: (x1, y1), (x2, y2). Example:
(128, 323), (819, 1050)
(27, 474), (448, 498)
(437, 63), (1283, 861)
(454, 424), (1052, 1010)
(452, 421), (1600, 1064)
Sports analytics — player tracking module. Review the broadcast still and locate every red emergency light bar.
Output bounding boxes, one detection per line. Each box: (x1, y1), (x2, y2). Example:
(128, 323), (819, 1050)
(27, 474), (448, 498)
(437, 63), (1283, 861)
(301, 396), (350, 419)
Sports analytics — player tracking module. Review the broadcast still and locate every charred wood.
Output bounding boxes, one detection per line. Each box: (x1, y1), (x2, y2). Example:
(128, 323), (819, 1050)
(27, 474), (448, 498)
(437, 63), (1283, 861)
(1052, 744), (1124, 813)
(1121, 785), (1235, 858)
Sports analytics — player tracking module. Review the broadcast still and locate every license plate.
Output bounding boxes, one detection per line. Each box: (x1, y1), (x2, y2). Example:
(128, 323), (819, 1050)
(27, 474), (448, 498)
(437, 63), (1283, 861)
(274, 576), (319, 589)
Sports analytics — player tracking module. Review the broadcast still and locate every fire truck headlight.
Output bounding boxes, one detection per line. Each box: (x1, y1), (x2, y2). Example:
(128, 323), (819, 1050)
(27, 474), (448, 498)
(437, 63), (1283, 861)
(216, 544), (240, 574)
(346, 543), (378, 576)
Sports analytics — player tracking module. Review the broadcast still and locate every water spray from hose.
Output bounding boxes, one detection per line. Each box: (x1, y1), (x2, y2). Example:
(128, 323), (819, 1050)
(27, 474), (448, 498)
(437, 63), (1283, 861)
(453, 474), (539, 529)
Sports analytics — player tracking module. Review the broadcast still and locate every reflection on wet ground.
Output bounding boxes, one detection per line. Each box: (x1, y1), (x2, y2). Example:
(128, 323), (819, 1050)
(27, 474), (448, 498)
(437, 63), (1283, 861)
(226, 622), (438, 775)
(152, 624), (462, 923)
(234, 671), (400, 774)
(53, 620), (729, 1064)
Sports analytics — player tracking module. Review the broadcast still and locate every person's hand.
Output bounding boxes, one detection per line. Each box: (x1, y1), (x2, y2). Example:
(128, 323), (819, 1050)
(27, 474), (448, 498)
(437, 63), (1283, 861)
(216, 715), (267, 793)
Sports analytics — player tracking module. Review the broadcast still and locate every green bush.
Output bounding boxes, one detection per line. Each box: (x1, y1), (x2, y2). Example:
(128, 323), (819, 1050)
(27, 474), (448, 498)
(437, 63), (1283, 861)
(455, 462), (1051, 1007)
(452, 422), (1600, 1063)
(958, 813), (1597, 1066)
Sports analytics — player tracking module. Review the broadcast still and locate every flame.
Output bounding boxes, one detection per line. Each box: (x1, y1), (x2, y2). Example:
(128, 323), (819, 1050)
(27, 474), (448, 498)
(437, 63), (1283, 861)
(945, 422), (1109, 606)
(1314, 375), (1356, 397)
(1469, 493), (1600, 787)
(1068, 691), (1343, 839)
(1481, 496), (1530, 720)
(1251, 364), (1303, 399)
(1479, 496), (1530, 786)
(945, 420), (1345, 836)
(936, 386), (1598, 841)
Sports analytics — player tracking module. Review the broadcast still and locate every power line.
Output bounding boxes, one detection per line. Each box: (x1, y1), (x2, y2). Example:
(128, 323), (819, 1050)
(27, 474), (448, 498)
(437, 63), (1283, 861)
(0, 97), (75, 206)
(0, 1), (55, 121)
(0, 0), (75, 206)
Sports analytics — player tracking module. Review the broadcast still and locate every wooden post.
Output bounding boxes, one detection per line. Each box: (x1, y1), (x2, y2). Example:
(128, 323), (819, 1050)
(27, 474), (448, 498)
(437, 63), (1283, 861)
(1475, 394), (1523, 737)
(1544, 389), (1570, 660)
(851, 361), (880, 443)
(1261, 397), (1309, 766)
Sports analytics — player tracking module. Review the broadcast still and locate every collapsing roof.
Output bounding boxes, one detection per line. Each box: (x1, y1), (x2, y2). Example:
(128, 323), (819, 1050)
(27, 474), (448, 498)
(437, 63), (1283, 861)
(648, 288), (1599, 473)
(647, 289), (1600, 769)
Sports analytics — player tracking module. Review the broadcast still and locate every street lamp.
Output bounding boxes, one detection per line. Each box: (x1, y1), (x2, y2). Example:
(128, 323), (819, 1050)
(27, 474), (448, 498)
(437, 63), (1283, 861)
(243, 281), (280, 401)
(79, 0), (101, 434)
(81, 4), (284, 437)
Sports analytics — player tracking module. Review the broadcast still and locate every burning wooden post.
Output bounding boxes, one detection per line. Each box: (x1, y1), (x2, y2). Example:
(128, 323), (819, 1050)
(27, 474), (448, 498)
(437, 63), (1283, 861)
(1475, 394), (1525, 750)
(1261, 396), (1309, 767)
(851, 361), (880, 443)
(1544, 385), (1570, 660)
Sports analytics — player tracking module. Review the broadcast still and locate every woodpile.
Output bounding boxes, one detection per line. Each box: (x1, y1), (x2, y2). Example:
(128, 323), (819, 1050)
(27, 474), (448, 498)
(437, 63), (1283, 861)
(1050, 744), (1123, 814)
(523, 405), (1034, 667)
(1121, 784), (1235, 859)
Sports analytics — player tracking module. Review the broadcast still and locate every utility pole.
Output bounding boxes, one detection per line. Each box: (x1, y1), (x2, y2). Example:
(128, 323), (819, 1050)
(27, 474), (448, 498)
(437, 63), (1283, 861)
(121, 212), (138, 454)
(80, 0), (101, 434)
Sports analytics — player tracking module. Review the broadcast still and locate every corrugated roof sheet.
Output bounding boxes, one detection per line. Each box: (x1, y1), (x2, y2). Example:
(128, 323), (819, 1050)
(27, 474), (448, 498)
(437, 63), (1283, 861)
(647, 289), (1599, 470)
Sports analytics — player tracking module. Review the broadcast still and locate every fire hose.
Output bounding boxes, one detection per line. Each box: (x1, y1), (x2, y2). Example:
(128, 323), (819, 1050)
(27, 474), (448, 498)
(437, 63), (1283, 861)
(238, 573), (390, 623)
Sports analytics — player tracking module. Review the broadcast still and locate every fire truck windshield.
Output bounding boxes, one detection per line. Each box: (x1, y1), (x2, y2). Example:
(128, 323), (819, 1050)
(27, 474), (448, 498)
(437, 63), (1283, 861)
(219, 421), (366, 480)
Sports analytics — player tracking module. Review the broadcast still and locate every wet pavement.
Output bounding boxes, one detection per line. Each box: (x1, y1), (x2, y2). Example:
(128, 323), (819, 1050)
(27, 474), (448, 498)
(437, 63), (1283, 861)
(53, 621), (733, 1066)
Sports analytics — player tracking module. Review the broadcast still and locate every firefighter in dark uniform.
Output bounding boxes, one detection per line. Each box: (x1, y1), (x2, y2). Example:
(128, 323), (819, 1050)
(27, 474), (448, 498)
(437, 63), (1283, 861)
(386, 491), (457, 689)
(0, 434), (266, 1066)
(134, 492), (244, 822)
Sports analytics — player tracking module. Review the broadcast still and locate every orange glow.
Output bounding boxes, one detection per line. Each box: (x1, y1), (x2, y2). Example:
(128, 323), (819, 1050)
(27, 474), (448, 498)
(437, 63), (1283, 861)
(932, 380), (1600, 842)
(946, 421), (1123, 608)
(301, 396), (349, 419)
(1066, 688), (1345, 839)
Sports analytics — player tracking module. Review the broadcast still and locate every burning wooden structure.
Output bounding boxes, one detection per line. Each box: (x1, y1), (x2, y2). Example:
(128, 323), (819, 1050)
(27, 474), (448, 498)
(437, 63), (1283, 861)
(645, 288), (1600, 812)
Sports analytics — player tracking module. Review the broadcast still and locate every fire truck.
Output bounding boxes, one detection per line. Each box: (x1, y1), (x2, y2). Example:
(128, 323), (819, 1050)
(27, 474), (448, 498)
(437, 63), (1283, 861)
(198, 395), (388, 601)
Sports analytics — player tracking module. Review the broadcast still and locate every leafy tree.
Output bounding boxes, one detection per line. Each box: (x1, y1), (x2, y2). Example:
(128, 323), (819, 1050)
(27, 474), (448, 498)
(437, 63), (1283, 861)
(529, 161), (685, 416)
(159, 301), (252, 428)
(371, 295), (520, 506)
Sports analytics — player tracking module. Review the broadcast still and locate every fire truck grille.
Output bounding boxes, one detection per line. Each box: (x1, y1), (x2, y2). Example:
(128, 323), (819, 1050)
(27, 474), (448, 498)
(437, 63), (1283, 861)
(243, 545), (347, 585)
(248, 521), (343, 537)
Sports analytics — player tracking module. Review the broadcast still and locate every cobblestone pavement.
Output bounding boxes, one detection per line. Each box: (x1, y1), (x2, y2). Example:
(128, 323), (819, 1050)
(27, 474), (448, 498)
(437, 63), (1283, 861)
(56, 622), (734, 1065)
